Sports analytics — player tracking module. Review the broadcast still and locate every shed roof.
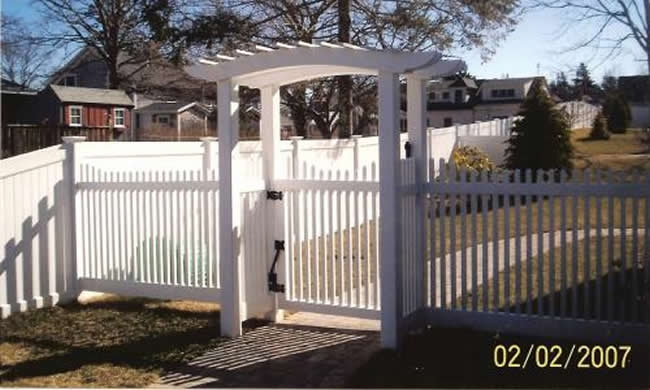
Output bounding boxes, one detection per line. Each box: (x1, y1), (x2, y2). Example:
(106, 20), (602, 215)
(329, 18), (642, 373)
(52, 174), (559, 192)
(137, 101), (211, 114)
(49, 84), (134, 106)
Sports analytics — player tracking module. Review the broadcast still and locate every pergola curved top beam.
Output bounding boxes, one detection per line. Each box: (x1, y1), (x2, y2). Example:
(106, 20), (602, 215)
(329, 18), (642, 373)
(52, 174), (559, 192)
(184, 42), (466, 88)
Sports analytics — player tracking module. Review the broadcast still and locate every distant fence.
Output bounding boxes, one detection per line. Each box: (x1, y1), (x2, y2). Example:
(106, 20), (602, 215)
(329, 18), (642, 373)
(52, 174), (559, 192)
(556, 101), (601, 130)
(1, 125), (113, 159)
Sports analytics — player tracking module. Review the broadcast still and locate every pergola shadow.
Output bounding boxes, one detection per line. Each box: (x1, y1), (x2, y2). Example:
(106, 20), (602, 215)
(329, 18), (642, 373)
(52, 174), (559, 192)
(158, 322), (380, 388)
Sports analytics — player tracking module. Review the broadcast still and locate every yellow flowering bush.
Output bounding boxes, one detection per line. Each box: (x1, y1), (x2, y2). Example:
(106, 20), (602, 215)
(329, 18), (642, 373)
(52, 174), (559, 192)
(450, 145), (496, 178)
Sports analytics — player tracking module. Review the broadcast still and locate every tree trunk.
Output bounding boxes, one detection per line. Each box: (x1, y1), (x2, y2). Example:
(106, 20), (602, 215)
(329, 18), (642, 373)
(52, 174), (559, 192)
(108, 60), (120, 89)
(336, 0), (353, 138)
(646, 0), (650, 130)
(644, 0), (650, 131)
(290, 87), (309, 137)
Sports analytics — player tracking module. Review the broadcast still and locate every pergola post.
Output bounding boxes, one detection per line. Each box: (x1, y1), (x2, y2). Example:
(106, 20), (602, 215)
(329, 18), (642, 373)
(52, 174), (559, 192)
(407, 75), (427, 312)
(261, 85), (285, 322)
(218, 79), (244, 337)
(378, 71), (402, 349)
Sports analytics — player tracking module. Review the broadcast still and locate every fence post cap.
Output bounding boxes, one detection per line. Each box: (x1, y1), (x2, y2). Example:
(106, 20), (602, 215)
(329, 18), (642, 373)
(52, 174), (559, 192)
(62, 136), (87, 144)
(200, 136), (218, 142)
(351, 134), (363, 139)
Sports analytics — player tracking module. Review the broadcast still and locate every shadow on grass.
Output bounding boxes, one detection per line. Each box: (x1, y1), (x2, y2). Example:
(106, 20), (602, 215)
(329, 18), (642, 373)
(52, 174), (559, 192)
(352, 268), (650, 388)
(504, 266), (649, 323)
(0, 297), (268, 386)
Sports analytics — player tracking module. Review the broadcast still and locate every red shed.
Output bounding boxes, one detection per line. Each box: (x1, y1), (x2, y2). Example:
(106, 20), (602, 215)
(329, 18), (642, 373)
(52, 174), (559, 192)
(37, 84), (134, 135)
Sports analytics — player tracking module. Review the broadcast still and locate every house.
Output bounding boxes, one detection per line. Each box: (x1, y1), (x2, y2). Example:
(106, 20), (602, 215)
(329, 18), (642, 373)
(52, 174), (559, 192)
(46, 46), (216, 104)
(36, 85), (134, 138)
(1, 78), (38, 126)
(618, 75), (649, 128)
(426, 76), (548, 127)
(134, 101), (214, 140)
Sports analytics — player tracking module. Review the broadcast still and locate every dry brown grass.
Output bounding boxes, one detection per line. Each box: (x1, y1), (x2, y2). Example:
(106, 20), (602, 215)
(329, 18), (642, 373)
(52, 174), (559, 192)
(0, 295), (226, 387)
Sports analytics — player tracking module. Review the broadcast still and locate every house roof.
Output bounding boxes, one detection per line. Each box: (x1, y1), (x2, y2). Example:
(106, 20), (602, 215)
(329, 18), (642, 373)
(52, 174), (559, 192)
(137, 101), (211, 114)
(1, 78), (37, 95)
(427, 76), (547, 111)
(48, 84), (134, 106)
(47, 46), (216, 101)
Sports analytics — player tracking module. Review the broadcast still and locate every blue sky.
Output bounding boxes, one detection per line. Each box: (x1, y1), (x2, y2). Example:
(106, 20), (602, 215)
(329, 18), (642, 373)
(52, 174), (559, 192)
(3, 1), (646, 83)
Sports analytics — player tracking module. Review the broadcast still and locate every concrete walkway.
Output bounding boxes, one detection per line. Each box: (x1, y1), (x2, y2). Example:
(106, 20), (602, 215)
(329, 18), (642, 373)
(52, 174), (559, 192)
(153, 313), (379, 388)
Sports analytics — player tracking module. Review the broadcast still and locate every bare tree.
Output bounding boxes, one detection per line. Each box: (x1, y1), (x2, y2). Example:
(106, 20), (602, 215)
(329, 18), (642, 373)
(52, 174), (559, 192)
(1, 15), (59, 88)
(535, 0), (650, 126)
(214, 0), (520, 138)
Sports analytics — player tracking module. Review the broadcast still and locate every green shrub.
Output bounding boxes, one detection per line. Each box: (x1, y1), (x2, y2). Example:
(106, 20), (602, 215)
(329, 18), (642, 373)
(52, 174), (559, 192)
(589, 112), (610, 140)
(505, 82), (573, 173)
(602, 94), (630, 134)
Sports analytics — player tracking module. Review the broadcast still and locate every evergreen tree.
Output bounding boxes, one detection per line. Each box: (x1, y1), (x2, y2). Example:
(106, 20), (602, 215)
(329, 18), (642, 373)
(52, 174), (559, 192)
(602, 93), (631, 134)
(572, 62), (599, 100)
(505, 82), (574, 174)
(549, 72), (572, 101)
(589, 112), (610, 140)
(601, 75), (618, 95)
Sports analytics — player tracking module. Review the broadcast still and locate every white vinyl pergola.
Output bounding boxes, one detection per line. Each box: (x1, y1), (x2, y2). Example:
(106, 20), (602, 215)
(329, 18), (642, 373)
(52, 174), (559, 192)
(185, 41), (466, 348)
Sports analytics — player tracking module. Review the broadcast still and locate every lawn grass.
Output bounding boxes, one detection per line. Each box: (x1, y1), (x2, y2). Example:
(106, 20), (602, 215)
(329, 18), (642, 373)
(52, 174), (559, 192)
(461, 237), (648, 322)
(0, 295), (232, 387)
(571, 127), (650, 172)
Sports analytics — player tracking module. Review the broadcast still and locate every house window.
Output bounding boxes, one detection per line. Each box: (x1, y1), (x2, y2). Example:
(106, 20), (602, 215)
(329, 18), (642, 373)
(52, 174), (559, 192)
(157, 115), (170, 125)
(431, 92), (436, 101)
(426, 118), (431, 127)
(491, 89), (516, 98)
(114, 108), (125, 127)
(443, 117), (453, 127)
(442, 92), (450, 100)
(455, 89), (463, 103)
(135, 113), (140, 129)
(61, 74), (77, 87)
(69, 106), (82, 126)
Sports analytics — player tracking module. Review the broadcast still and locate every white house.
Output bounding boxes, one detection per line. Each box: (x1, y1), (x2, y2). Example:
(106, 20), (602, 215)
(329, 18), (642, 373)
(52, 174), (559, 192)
(426, 76), (548, 127)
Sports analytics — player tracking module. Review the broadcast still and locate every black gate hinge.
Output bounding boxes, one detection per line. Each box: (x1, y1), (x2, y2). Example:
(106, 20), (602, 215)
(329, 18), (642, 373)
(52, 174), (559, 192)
(266, 190), (283, 200)
(268, 240), (286, 293)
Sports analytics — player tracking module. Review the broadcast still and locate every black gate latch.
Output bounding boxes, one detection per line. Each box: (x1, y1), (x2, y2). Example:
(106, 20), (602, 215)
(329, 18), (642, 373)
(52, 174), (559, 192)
(266, 190), (283, 200)
(268, 240), (286, 293)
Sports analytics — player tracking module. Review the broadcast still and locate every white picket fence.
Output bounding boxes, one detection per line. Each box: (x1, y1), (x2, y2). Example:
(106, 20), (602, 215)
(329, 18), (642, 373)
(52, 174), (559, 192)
(6, 114), (646, 347)
(417, 161), (650, 341)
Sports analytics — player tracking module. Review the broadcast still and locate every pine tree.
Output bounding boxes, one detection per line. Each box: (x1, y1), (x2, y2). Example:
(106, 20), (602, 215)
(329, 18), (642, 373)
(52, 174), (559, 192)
(549, 72), (572, 101)
(505, 82), (574, 174)
(589, 112), (610, 140)
(602, 93), (631, 134)
(572, 63), (599, 100)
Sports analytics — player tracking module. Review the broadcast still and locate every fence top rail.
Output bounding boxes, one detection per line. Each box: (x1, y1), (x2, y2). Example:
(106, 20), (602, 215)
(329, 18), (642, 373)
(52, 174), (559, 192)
(422, 181), (650, 197)
(274, 178), (379, 192)
(0, 144), (67, 179)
